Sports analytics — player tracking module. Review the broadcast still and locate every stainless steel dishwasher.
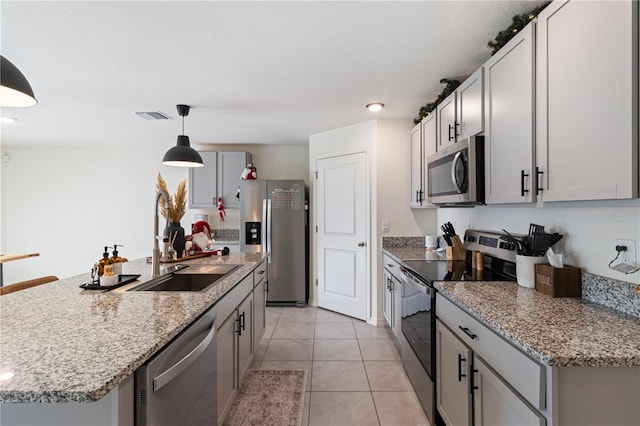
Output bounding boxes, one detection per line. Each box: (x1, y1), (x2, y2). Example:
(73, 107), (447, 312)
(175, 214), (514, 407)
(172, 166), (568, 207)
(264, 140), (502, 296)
(136, 306), (217, 426)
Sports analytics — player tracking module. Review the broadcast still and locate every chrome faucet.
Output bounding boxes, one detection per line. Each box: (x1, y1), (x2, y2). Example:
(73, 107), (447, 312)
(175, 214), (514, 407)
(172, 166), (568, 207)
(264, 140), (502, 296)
(153, 189), (171, 277)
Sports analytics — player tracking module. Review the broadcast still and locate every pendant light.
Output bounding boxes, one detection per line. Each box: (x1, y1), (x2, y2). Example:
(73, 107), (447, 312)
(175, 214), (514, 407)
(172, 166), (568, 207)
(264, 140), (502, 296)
(162, 104), (204, 168)
(1, 56), (37, 107)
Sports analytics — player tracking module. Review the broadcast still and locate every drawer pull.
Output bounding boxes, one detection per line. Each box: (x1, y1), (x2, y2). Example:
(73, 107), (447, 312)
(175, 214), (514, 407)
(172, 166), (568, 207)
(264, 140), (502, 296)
(457, 354), (467, 382)
(459, 326), (477, 340)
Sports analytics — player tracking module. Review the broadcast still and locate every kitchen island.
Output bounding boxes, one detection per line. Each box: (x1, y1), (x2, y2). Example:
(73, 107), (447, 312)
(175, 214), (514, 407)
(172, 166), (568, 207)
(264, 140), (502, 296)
(0, 252), (266, 425)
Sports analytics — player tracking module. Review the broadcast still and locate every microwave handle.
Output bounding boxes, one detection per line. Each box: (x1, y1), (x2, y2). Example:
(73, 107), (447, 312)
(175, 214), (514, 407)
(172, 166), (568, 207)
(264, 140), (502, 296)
(451, 151), (464, 193)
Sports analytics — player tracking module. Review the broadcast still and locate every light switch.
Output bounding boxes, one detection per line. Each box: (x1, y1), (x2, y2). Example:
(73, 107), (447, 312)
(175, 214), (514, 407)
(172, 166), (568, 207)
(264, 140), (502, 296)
(382, 220), (390, 233)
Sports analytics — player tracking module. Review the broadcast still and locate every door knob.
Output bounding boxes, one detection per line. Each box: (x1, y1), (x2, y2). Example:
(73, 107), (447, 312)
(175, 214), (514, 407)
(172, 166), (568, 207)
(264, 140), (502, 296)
(358, 242), (366, 247)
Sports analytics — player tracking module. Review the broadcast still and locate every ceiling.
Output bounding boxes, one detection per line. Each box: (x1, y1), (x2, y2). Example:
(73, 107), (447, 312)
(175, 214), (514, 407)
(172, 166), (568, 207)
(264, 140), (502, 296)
(1, 1), (543, 147)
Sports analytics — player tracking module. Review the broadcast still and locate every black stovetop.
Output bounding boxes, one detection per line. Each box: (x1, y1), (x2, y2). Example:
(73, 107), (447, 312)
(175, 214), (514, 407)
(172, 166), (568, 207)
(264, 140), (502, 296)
(402, 255), (516, 284)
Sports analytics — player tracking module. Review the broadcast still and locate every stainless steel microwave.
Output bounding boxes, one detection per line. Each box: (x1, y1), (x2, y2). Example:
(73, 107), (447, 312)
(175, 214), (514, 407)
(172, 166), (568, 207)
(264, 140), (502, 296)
(426, 135), (485, 206)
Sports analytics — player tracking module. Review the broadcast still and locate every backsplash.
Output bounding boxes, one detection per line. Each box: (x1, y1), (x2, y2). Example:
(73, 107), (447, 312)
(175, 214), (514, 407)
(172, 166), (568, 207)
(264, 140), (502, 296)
(214, 228), (239, 241)
(382, 237), (425, 248)
(581, 272), (640, 319)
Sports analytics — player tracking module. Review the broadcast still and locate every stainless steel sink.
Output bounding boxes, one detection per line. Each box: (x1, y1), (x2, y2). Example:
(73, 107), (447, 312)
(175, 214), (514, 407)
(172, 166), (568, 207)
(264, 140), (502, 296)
(121, 264), (240, 292)
(131, 273), (226, 292)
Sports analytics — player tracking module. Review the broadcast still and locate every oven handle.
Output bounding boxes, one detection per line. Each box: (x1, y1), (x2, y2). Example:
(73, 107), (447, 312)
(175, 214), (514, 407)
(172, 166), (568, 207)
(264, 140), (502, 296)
(400, 268), (434, 296)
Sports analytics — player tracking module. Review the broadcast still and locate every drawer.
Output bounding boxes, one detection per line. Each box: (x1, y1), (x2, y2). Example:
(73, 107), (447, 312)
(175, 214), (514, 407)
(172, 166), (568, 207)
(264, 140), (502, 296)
(216, 273), (253, 326)
(437, 295), (545, 410)
(254, 260), (267, 287)
(383, 254), (402, 279)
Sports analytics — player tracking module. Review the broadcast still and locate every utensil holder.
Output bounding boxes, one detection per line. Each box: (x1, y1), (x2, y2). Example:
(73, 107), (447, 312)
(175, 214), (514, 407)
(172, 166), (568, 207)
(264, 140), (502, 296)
(445, 235), (466, 261)
(516, 255), (547, 288)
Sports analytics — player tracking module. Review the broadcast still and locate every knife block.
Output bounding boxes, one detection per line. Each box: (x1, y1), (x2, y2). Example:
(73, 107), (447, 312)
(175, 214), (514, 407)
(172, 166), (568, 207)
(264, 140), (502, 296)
(445, 235), (466, 261)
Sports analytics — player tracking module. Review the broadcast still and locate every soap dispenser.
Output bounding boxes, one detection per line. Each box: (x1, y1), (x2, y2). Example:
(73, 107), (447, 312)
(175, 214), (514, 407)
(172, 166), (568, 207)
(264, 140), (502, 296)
(98, 246), (112, 276)
(110, 244), (128, 275)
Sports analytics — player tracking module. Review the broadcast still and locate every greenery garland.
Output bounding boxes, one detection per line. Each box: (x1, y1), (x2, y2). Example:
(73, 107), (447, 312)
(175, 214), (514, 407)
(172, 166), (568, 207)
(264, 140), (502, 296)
(413, 79), (460, 124)
(413, 2), (551, 125)
(488, 2), (551, 55)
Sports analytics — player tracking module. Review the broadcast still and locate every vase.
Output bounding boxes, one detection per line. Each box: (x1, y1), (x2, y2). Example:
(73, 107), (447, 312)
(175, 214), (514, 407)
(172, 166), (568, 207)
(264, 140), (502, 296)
(166, 222), (186, 258)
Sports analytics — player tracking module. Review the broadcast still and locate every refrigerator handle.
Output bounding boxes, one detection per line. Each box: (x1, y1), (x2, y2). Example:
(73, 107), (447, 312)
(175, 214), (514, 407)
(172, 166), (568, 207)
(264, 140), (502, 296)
(261, 198), (268, 253)
(266, 198), (272, 263)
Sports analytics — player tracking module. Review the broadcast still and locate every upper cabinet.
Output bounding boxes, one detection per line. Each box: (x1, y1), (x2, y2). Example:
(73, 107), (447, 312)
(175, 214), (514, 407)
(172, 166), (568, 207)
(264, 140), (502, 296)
(456, 68), (484, 141)
(189, 151), (218, 208)
(437, 69), (485, 151)
(484, 22), (535, 204)
(410, 123), (424, 207)
(189, 151), (252, 209)
(217, 151), (252, 209)
(410, 114), (437, 208)
(437, 93), (457, 150)
(535, 0), (638, 201)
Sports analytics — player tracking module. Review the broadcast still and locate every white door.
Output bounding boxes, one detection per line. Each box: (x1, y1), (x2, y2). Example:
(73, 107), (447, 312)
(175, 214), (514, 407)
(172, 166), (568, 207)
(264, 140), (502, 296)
(316, 152), (368, 320)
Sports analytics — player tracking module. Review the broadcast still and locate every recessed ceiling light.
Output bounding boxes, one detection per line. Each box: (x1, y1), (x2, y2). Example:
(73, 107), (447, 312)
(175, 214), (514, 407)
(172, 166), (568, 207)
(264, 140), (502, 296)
(366, 103), (385, 112)
(1, 116), (17, 124)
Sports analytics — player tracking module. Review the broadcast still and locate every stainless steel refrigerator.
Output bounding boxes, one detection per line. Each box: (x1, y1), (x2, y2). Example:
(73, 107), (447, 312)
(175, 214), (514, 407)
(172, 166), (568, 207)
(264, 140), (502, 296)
(240, 179), (307, 306)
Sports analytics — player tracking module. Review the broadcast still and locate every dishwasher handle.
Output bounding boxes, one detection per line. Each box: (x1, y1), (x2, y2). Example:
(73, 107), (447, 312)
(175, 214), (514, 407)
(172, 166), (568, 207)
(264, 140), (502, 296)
(153, 320), (216, 392)
(400, 268), (434, 297)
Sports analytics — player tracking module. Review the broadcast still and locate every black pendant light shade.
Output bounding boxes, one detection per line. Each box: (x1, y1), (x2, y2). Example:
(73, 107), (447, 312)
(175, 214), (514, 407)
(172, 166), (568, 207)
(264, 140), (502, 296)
(162, 104), (204, 168)
(1, 55), (37, 107)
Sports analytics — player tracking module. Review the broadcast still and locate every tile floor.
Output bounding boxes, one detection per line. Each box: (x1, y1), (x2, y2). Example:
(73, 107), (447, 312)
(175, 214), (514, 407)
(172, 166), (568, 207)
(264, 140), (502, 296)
(251, 305), (430, 426)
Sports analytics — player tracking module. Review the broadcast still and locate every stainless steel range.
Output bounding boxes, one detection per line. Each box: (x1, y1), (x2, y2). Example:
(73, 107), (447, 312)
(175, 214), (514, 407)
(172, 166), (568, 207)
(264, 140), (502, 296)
(397, 230), (518, 426)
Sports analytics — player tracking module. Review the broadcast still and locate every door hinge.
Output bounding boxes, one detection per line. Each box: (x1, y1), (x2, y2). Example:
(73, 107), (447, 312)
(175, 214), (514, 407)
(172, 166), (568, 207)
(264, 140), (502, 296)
(315, 278), (318, 287)
(315, 225), (318, 233)
(314, 171), (318, 179)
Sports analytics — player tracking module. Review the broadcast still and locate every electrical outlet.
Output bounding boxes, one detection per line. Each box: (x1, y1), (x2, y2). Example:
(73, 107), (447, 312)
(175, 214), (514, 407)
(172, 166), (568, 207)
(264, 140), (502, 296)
(615, 239), (637, 266)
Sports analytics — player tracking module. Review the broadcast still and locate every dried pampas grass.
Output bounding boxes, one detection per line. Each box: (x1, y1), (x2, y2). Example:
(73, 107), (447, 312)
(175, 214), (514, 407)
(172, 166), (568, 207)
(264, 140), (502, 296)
(156, 173), (187, 223)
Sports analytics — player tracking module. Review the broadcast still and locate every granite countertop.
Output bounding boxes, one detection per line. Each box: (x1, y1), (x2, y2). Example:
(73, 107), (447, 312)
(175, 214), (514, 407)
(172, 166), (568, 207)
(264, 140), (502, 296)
(0, 252), (266, 403)
(383, 247), (445, 261)
(383, 248), (640, 368)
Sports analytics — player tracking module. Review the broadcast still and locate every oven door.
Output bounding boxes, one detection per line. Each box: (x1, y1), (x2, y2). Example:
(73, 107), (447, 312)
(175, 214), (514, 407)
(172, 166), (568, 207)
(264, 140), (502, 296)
(400, 268), (435, 380)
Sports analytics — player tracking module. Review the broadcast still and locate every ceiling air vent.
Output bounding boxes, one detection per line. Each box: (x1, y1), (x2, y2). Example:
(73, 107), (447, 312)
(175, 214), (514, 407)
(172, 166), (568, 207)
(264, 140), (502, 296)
(135, 111), (172, 120)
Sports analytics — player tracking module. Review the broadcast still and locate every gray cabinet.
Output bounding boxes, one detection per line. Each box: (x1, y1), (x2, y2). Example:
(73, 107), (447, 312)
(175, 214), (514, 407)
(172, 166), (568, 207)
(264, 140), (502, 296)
(436, 68), (484, 151)
(253, 260), (267, 349)
(189, 151), (251, 209)
(484, 21), (535, 204)
(189, 151), (218, 208)
(436, 320), (471, 426)
(473, 356), (543, 426)
(409, 123), (424, 207)
(216, 274), (255, 424)
(217, 151), (251, 209)
(535, 0), (637, 201)
(409, 114), (436, 208)
(437, 296), (545, 426)
(382, 254), (402, 337)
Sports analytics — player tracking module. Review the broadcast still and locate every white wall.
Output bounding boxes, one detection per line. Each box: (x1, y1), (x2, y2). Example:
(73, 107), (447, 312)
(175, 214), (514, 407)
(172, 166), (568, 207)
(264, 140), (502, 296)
(435, 199), (640, 283)
(0, 143), (308, 284)
(309, 119), (433, 322)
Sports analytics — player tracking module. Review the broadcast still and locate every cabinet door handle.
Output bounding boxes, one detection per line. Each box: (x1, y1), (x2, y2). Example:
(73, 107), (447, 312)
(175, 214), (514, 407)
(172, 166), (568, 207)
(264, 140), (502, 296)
(458, 326), (477, 340)
(472, 367), (479, 391)
(448, 124), (454, 141)
(235, 318), (242, 336)
(240, 312), (246, 331)
(457, 354), (467, 382)
(520, 170), (529, 197)
(535, 167), (544, 195)
(455, 121), (460, 139)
